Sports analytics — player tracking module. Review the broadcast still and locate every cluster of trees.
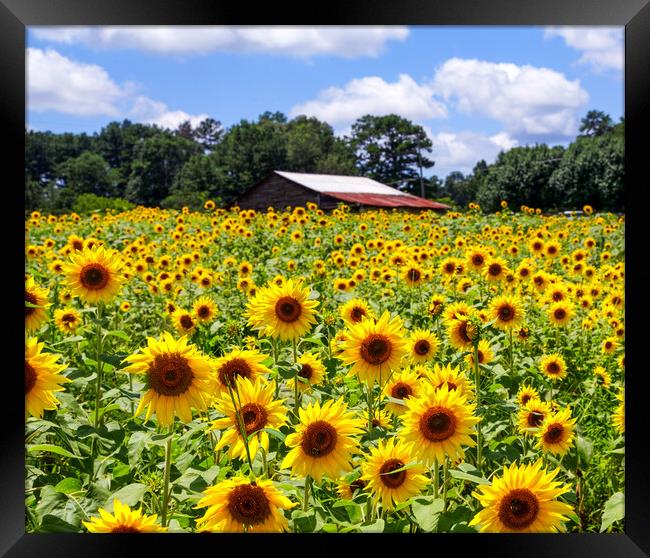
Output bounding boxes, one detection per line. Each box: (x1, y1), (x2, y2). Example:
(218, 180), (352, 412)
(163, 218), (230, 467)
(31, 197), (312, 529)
(25, 109), (623, 213)
(440, 111), (624, 212)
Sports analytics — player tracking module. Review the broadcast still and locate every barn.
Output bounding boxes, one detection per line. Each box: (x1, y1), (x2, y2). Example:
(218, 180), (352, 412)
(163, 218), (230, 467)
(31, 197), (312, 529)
(232, 171), (451, 212)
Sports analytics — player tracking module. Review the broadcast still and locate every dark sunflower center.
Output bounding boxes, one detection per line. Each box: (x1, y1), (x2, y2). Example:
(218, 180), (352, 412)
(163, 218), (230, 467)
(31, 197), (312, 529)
(180, 315), (194, 330)
(61, 313), (76, 324)
(444, 263), (455, 273)
(554, 309), (566, 320)
(498, 305), (514, 321)
(414, 340), (431, 356)
(148, 353), (194, 396)
(498, 489), (539, 530)
(25, 291), (37, 317)
(391, 382), (412, 400)
(80, 264), (110, 290)
(298, 364), (313, 380)
(521, 394), (532, 406)
(72, 240), (84, 251)
(227, 484), (272, 526)
(527, 411), (545, 428)
(547, 362), (560, 375)
(25, 362), (37, 394)
(275, 297), (302, 323)
(408, 269), (421, 282)
(379, 458), (407, 489)
(472, 255), (484, 266)
(488, 264), (502, 276)
(350, 479), (366, 492)
(457, 322), (472, 343)
(198, 306), (210, 318)
(218, 358), (253, 387)
(350, 307), (366, 322)
(301, 420), (337, 457)
(239, 403), (268, 435)
(420, 408), (456, 442)
(360, 334), (392, 365)
(544, 424), (564, 443)
(111, 525), (141, 533)
(519, 268), (530, 277)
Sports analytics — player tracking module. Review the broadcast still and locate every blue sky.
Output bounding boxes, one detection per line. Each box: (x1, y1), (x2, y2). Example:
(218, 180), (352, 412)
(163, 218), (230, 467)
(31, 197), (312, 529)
(26, 26), (623, 178)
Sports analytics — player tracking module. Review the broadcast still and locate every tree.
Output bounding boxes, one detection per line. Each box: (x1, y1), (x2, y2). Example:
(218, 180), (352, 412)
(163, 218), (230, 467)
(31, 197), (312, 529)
(175, 120), (196, 141)
(166, 154), (228, 208)
(194, 118), (224, 152)
(579, 110), (614, 137)
(126, 133), (201, 205)
(349, 114), (434, 190)
(56, 152), (118, 198)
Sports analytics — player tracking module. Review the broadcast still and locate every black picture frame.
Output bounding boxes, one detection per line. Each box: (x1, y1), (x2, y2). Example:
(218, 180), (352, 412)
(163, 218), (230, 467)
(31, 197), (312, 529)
(5, 1), (649, 555)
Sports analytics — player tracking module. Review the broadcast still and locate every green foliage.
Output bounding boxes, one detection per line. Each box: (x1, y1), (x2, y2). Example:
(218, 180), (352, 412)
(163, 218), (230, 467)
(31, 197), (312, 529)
(72, 194), (135, 214)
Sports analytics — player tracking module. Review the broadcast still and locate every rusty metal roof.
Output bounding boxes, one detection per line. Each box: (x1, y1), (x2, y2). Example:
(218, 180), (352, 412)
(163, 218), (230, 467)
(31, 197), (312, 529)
(322, 191), (451, 209)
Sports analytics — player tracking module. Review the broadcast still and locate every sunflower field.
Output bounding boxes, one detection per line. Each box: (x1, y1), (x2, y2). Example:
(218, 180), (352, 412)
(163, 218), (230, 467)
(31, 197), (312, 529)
(24, 202), (625, 533)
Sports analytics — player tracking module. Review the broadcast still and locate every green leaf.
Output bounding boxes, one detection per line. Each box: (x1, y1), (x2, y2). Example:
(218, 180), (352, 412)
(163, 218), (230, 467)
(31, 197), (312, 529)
(105, 330), (131, 342)
(104, 483), (148, 510)
(27, 444), (80, 460)
(411, 497), (444, 532)
(54, 478), (82, 494)
(39, 514), (80, 533)
(449, 469), (490, 485)
(360, 518), (385, 533)
(576, 435), (593, 465)
(127, 431), (149, 468)
(292, 509), (316, 532)
(600, 492), (624, 532)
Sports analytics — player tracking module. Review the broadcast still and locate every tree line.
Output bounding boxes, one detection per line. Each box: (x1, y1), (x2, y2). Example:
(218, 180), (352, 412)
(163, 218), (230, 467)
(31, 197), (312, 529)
(25, 109), (623, 213)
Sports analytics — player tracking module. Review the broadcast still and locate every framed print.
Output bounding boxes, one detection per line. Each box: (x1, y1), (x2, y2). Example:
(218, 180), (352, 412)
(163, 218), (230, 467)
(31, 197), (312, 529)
(4, 0), (650, 555)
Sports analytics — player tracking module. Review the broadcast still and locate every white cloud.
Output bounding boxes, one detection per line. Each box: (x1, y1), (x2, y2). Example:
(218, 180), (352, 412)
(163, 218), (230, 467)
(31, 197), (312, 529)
(427, 129), (518, 177)
(130, 96), (209, 129)
(27, 47), (126, 116)
(31, 26), (409, 58)
(290, 74), (447, 126)
(431, 58), (589, 139)
(544, 27), (623, 72)
(27, 48), (208, 131)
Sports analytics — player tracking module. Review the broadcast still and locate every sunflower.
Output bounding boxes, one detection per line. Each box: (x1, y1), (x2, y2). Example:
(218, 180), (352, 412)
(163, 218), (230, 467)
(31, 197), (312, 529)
(25, 338), (69, 418)
(539, 354), (567, 381)
(612, 390), (624, 434)
(281, 398), (364, 482)
(483, 257), (509, 282)
(122, 333), (213, 426)
(402, 263), (425, 287)
(516, 385), (540, 407)
(408, 329), (440, 364)
(488, 294), (524, 330)
(469, 459), (574, 532)
(195, 477), (295, 532)
(339, 311), (408, 385)
(548, 301), (573, 327)
(601, 336), (618, 355)
(53, 307), (82, 334)
(193, 296), (218, 324)
(593, 366), (612, 388)
(517, 398), (552, 437)
(64, 246), (124, 304)
(287, 352), (326, 393)
(336, 477), (367, 500)
(442, 301), (471, 324)
(446, 313), (479, 351)
(465, 339), (494, 368)
(466, 248), (488, 271)
(213, 348), (271, 395)
(427, 294), (446, 317)
(360, 438), (429, 511)
(537, 408), (577, 456)
(423, 363), (475, 400)
(83, 499), (167, 533)
(25, 277), (50, 332)
(371, 408), (393, 430)
(246, 279), (319, 341)
(399, 384), (479, 466)
(172, 308), (197, 336)
(339, 298), (375, 328)
(211, 376), (288, 461)
(382, 367), (423, 416)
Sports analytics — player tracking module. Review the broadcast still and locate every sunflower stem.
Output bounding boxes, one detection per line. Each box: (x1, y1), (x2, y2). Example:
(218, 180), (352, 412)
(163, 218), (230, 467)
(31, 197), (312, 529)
(433, 459), (439, 498)
(367, 381), (374, 436)
(161, 425), (173, 527)
(473, 341), (483, 472)
(225, 377), (256, 481)
(509, 329), (514, 374)
(293, 338), (300, 413)
(442, 458), (449, 511)
(93, 302), (105, 429)
(303, 475), (312, 512)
